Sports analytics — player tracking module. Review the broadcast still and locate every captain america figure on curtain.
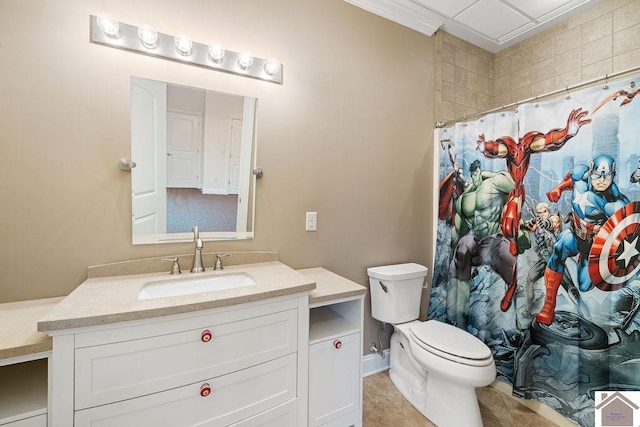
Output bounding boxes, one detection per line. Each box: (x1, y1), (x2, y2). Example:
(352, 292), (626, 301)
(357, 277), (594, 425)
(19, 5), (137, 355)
(538, 154), (631, 325)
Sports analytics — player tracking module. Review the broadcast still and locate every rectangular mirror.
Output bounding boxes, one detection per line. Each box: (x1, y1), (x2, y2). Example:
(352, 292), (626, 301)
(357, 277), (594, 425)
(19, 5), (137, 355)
(131, 76), (257, 244)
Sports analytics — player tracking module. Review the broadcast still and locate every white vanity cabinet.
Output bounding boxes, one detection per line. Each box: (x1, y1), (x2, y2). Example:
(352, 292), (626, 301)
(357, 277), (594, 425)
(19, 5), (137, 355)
(308, 303), (363, 427)
(300, 268), (366, 427)
(47, 295), (310, 427)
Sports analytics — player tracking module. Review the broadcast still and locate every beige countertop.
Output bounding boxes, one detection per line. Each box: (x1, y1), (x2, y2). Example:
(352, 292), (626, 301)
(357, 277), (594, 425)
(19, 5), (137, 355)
(2, 264), (367, 362)
(38, 261), (315, 332)
(0, 297), (64, 361)
(299, 267), (367, 306)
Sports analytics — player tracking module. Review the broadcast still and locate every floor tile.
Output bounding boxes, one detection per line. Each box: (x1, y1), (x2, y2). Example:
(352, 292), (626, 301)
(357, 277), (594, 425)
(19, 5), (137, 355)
(363, 371), (560, 427)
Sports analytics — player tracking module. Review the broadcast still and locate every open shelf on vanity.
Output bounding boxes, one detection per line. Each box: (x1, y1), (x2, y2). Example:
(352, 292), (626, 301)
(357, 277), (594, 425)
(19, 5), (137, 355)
(0, 358), (48, 426)
(0, 297), (60, 427)
(309, 300), (362, 344)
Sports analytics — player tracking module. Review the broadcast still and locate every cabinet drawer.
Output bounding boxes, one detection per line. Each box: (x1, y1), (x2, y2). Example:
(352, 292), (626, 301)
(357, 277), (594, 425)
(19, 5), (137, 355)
(228, 400), (297, 427)
(309, 332), (361, 427)
(74, 353), (297, 427)
(75, 309), (297, 409)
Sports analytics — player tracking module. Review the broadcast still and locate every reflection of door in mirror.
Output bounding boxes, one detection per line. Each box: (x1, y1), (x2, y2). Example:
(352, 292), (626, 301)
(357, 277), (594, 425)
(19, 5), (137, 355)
(167, 111), (202, 189)
(131, 77), (167, 237)
(130, 76), (257, 244)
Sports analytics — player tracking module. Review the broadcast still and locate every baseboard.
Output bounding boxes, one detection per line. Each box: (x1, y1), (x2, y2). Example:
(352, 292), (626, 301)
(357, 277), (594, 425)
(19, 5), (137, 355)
(201, 188), (228, 195)
(362, 349), (390, 377)
(490, 380), (578, 427)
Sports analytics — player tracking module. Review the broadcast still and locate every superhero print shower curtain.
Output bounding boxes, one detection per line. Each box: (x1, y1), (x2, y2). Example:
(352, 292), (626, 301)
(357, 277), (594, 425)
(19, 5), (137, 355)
(429, 76), (640, 427)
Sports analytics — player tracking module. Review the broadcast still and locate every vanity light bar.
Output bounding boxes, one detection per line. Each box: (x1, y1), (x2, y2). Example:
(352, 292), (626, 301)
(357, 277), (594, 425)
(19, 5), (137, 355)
(89, 14), (283, 85)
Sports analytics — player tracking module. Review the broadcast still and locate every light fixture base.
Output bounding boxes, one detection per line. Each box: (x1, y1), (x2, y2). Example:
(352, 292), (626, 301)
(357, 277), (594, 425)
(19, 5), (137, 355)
(89, 15), (283, 85)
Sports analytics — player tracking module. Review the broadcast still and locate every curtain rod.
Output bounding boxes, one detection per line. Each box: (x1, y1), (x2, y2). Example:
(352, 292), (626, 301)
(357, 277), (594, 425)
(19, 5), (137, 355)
(435, 64), (640, 128)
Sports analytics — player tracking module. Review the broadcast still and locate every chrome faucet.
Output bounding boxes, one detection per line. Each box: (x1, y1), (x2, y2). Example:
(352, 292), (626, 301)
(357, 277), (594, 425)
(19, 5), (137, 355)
(191, 226), (205, 273)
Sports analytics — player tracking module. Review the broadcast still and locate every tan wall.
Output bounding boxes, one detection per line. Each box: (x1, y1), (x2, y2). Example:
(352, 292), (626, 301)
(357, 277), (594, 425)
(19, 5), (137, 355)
(0, 0), (435, 355)
(435, 0), (640, 124)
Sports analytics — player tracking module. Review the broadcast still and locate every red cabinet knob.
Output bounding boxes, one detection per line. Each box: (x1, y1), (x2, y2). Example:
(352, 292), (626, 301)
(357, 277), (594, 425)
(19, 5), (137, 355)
(333, 340), (342, 349)
(200, 383), (211, 397)
(201, 330), (212, 342)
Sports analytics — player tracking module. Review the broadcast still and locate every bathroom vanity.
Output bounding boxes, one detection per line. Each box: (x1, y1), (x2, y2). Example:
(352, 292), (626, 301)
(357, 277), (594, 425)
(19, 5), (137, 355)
(1, 257), (366, 427)
(39, 261), (314, 426)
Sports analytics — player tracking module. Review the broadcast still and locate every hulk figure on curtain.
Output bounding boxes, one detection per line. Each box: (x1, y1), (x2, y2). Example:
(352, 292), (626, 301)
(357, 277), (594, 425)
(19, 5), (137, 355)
(430, 76), (640, 427)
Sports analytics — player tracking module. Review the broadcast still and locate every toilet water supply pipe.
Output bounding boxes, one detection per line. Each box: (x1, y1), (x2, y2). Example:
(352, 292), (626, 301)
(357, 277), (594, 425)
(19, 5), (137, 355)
(369, 322), (386, 358)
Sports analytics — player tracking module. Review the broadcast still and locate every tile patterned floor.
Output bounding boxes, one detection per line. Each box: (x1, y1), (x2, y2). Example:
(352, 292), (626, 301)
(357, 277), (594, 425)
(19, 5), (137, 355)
(363, 371), (561, 426)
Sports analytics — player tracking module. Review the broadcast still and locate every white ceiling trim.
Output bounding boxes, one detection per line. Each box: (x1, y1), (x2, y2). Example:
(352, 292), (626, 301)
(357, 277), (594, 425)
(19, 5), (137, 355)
(345, 0), (604, 53)
(344, 0), (444, 36)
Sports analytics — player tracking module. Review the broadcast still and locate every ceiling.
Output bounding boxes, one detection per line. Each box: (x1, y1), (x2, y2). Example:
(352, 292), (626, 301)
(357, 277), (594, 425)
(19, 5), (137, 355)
(345, 0), (603, 53)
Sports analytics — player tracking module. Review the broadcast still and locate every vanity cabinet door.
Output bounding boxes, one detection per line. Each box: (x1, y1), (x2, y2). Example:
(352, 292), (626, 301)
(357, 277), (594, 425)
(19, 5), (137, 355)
(74, 354), (297, 427)
(75, 309), (297, 409)
(309, 332), (361, 427)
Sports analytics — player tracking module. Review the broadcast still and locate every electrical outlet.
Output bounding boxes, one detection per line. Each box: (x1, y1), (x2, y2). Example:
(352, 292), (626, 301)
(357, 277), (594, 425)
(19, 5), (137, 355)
(305, 212), (317, 231)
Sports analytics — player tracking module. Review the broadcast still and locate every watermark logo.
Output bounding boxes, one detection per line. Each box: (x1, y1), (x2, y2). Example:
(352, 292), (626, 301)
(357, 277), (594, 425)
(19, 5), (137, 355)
(595, 391), (640, 427)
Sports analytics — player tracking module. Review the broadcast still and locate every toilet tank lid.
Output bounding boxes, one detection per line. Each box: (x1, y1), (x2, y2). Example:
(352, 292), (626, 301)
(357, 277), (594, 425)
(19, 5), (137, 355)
(367, 263), (428, 281)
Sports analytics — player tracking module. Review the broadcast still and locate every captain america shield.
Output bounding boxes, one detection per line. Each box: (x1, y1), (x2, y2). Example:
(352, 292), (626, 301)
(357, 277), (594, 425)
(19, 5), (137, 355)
(588, 202), (640, 291)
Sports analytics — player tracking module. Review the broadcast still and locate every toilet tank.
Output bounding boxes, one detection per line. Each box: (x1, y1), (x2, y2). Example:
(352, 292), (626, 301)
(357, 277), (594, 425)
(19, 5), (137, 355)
(367, 263), (428, 324)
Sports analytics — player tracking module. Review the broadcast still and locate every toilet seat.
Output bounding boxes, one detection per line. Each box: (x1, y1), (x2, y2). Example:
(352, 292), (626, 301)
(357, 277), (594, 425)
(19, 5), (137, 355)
(409, 321), (493, 367)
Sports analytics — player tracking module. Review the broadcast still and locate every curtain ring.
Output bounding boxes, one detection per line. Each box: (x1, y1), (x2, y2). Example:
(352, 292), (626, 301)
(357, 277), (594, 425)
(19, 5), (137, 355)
(603, 74), (609, 90)
(565, 86), (571, 100)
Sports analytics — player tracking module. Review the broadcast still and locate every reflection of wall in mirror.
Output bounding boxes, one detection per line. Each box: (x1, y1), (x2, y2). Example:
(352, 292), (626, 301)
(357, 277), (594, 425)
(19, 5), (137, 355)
(166, 85), (243, 195)
(203, 91), (243, 195)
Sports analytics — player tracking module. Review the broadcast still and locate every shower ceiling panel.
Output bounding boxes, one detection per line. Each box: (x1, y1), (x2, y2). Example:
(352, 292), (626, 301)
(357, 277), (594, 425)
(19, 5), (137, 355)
(344, 0), (604, 53)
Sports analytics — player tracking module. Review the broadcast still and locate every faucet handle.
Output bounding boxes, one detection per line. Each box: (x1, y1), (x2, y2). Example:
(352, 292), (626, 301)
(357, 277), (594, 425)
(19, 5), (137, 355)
(214, 253), (231, 270)
(161, 257), (182, 275)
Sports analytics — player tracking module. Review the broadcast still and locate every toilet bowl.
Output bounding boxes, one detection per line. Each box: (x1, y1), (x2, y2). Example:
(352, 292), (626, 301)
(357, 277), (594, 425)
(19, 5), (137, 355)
(368, 263), (496, 427)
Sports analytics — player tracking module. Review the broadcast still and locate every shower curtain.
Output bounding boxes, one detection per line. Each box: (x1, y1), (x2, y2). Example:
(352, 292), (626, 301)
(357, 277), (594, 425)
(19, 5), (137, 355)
(429, 75), (640, 427)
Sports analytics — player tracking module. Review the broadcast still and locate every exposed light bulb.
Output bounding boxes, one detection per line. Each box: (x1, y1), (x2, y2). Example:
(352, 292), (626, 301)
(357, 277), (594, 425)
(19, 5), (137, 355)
(96, 13), (120, 38)
(208, 43), (225, 63)
(238, 52), (254, 70)
(264, 59), (281, 76)
(89, 14), (283, 83)
(137, 25), (158, 49)
(174, 34), (193, 56)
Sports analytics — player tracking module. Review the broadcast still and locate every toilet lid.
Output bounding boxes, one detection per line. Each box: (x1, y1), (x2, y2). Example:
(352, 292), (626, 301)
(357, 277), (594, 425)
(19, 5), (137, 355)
(409, 321), (492, 362)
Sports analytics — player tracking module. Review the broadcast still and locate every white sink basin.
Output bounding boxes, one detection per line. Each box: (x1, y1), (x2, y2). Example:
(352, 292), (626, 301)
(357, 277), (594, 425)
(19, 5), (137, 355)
(138, 273), (257, 300)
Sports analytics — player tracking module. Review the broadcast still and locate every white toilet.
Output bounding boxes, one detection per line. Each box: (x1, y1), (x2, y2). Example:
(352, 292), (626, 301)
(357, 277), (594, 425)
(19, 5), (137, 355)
(368, 263), (496, 427)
